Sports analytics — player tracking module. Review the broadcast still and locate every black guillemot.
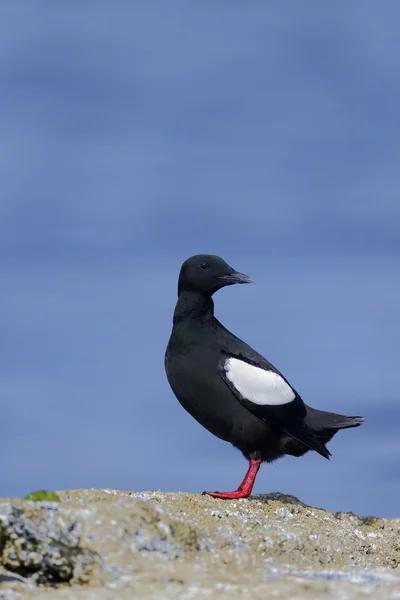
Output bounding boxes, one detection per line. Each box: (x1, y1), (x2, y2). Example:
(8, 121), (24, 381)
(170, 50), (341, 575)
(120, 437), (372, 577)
(165, 254), (364, 499)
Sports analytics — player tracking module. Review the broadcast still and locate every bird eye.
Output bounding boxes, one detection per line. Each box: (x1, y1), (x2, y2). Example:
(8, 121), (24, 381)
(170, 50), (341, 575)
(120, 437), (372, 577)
(199, 262), (208, 270)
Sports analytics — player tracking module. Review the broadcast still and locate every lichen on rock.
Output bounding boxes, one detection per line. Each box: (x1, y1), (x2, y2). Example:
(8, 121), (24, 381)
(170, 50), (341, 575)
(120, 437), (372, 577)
(0, 501), (97, 584)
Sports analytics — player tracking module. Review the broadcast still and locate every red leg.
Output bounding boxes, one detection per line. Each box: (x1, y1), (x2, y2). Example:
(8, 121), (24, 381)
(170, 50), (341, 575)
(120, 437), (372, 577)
(202, 459), (261, 499)
(237, 460), (256, 491)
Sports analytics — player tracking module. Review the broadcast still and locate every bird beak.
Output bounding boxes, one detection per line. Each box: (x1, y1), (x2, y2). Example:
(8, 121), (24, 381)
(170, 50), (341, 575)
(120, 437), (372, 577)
(218, 271), (255, 285)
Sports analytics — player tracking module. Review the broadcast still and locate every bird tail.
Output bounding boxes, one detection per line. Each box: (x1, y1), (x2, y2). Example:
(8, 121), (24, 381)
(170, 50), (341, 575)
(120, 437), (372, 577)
(327, 415), (364, 429)
(281, 408), (364, 460)
(305, 406), (364, 432)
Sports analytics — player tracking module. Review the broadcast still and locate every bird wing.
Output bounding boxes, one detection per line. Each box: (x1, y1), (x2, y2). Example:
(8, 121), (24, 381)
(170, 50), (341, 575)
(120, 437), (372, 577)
(218, 352), (331, 459)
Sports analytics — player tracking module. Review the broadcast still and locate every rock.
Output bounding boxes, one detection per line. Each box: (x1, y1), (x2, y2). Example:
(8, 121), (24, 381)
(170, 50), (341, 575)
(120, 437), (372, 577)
(0, 489), (399, 599)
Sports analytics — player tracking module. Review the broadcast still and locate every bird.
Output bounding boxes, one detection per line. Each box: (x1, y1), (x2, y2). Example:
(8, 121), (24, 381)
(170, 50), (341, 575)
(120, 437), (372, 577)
(165, 254), (364, 500)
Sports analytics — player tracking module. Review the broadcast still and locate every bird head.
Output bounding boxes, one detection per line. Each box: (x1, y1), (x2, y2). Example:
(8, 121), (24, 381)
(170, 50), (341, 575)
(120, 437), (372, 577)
(178, 254), (255, 296)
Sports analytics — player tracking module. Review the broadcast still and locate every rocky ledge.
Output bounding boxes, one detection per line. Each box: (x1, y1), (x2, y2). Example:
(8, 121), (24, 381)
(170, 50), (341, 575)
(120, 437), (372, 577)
(0, 489), (399, 599)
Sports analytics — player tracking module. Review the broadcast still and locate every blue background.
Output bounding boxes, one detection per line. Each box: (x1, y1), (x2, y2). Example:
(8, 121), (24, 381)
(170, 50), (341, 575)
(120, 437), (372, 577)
(1, 2), (399, 517)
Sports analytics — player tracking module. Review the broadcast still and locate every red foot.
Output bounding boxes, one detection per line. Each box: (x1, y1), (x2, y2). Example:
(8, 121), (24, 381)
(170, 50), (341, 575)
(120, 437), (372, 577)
(203, 489), (252, 499)
(202, 459), (261, 500)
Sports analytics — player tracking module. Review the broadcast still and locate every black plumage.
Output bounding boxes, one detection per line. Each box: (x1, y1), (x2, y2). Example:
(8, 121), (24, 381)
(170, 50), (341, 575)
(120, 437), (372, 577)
(165, 254), (364, 499)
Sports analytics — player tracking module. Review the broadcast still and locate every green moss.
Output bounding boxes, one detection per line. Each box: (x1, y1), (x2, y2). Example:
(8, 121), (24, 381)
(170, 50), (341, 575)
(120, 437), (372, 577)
(24, 490), (61, 502)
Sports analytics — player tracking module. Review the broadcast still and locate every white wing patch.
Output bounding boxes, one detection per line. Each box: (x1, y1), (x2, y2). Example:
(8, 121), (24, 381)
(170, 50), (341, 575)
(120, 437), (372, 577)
(224, 358), (295, 406)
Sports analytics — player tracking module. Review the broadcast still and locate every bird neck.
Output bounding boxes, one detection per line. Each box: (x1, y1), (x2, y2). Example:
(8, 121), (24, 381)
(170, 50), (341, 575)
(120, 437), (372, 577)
(173, 291), (215, 324)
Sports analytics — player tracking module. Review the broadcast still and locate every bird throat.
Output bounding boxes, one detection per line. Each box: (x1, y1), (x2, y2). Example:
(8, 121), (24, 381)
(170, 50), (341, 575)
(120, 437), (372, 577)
(173, 291), (215, 324)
